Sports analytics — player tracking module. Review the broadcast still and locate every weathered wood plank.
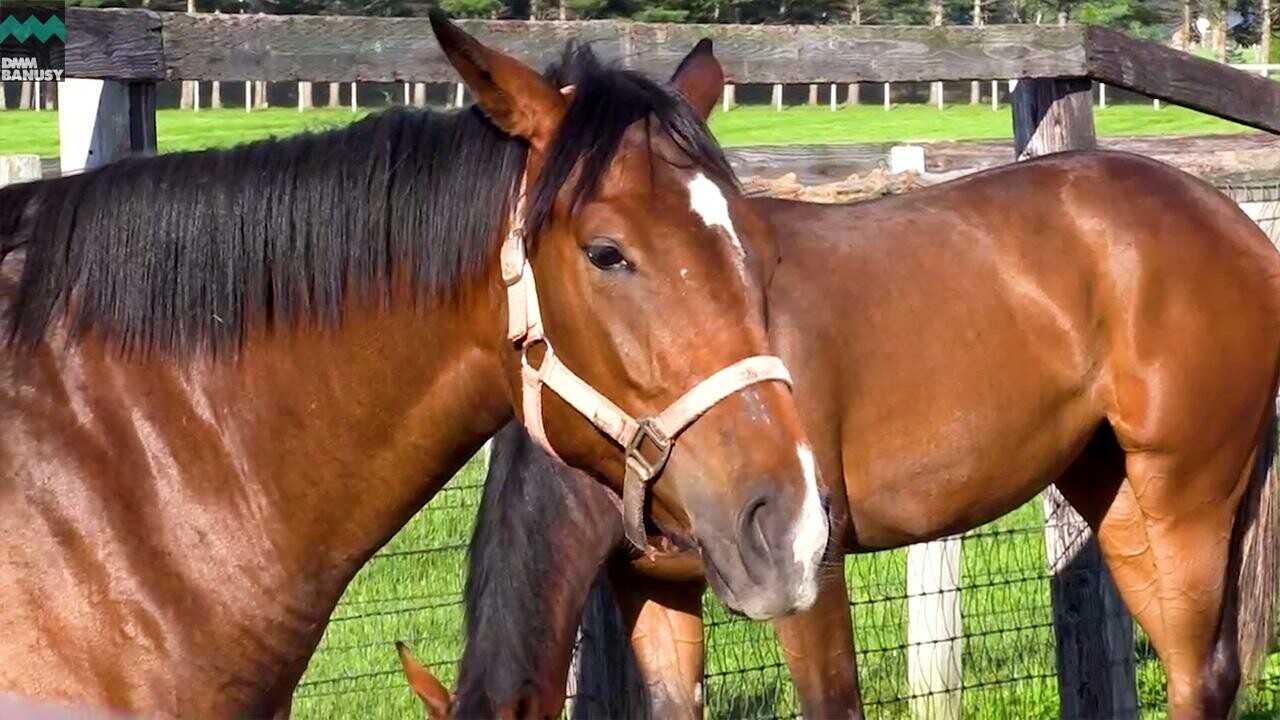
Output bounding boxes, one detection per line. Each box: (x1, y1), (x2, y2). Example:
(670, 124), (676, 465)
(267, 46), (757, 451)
(1083, 26), (1280, 134)
(65, 8), (165, 81)
(161, 13), (624, 82)
(69, 9), (1091, 83)
(625, 22), (1089, 83)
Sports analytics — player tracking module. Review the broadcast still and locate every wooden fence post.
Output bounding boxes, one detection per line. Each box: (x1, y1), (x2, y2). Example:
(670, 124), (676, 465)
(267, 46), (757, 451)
(413, 82), (427, 107)
(327, 81), (341, 108)
(830, 83), (837, 111)
(454, 82), (465, 108)
(1041, 489), (1139, 719)
(721, 83), (735, 112)
(847, 82), (860, 106)
(772, 83), (783, 111)
(1098, 82), (1107, 109)
(808, 83), (819, 106)
(883, 82), (891, 111)
(59, 79), (156, 175)
(351, 82), (358, 112)
(1012, 77), (1096, 161)
(1013, 78), (1137, 720)
(244, 80), (252, 112)
(991, 80), (999, 111)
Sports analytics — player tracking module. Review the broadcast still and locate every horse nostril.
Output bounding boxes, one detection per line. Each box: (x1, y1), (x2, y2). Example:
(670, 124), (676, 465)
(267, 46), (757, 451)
(737, 491), (778, 583)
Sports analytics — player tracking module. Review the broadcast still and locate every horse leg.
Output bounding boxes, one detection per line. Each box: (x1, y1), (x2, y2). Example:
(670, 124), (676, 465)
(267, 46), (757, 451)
(1128, 428), (1278, 719)
(1061, 423), (1266, 719)
(610, 568), (706, 720)
(771, 559), (863, 719)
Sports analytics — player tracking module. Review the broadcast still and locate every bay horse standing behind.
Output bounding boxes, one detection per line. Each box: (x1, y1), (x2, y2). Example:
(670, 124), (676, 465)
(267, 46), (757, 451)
(0, 17), (828, 717)
(406, 45), (1280, 720)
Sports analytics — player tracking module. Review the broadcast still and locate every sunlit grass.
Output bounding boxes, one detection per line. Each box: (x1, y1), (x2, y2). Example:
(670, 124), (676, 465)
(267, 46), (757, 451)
(0, 101), (1251, 160)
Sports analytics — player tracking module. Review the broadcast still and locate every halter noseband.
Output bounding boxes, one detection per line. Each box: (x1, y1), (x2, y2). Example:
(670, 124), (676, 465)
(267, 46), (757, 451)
(501, 172), (794, 553)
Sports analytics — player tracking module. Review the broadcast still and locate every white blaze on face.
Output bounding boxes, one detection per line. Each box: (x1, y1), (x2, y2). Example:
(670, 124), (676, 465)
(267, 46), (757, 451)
(686, 172), (746, 279)
(792, 443), (829, 597)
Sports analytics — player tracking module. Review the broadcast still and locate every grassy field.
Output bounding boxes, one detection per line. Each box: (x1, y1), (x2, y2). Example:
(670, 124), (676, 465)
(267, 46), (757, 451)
(0, 102), (1252, 158)
(291, 455), (1280, 720)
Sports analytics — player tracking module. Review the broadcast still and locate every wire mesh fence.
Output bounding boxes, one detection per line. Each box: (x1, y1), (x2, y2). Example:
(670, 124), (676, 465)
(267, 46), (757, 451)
(293, 179), (1280, 720)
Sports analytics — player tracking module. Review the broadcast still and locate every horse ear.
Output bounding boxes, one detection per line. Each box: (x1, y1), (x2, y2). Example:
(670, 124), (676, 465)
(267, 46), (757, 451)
(396, 641), (452, 720)
(670, 39), (724, 121)
(429, 10), (567, 151)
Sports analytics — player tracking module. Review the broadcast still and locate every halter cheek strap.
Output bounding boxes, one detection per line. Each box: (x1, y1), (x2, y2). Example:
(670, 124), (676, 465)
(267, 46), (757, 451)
(501, 173), (794, 552)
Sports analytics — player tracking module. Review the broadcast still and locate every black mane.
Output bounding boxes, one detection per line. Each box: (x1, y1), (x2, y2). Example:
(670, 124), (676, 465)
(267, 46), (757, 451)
(456, 422), (623, 717)
(3, 106), (525, 355)
(2, 42), (734, 357)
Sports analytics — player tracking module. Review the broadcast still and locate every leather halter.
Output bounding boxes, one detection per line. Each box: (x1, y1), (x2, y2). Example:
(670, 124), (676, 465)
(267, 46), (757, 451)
(501, 172), (794, 552)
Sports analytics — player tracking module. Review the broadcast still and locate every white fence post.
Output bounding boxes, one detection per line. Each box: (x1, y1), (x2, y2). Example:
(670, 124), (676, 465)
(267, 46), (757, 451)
(0, 155), (41, 187)
(895, 142), (963, 720)
(772, 83), (783, 111)
(883, 82), (891, 111)
(830, 83), (837, 111)
(59, 79), (156, 175)
(907, 536), (963, 720)
(721, 83), (735, 112)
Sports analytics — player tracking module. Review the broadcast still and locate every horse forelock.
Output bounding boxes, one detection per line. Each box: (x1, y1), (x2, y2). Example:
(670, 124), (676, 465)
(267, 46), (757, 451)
(525, 41), (738, 244)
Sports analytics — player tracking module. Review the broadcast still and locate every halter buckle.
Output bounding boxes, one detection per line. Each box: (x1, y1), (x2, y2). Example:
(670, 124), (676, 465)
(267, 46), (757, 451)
(625, 418), (673, 483)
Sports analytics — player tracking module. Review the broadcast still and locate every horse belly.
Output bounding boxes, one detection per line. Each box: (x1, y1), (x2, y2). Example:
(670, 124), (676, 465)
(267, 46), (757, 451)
(841, 387), (1099, 550)
(820, 248), (1103, 550)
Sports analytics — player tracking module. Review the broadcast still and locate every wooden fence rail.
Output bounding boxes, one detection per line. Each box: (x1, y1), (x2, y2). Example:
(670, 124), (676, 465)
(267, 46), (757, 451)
(64, 9), (1280, 133)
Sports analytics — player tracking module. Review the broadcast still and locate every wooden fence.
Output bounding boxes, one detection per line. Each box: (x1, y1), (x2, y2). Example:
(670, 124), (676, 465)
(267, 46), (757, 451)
(20, 9), (1280, 719)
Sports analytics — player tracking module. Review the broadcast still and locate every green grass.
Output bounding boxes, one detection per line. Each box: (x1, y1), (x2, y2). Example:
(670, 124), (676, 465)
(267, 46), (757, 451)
(293, 467), (1280, 719)
(0, 102), (1252, 159)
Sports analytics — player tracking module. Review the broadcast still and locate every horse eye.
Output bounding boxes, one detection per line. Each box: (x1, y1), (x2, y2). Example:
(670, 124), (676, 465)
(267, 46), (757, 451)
(585, 243), (630, 271)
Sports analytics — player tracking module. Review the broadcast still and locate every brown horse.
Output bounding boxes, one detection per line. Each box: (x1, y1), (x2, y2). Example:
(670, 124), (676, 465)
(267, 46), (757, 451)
(0, 18), (829, 717)
(412, 47), (1280, 720)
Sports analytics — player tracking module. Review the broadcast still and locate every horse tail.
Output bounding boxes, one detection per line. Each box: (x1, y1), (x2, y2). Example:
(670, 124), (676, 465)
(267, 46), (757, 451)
(1234, 396), (1278, 685)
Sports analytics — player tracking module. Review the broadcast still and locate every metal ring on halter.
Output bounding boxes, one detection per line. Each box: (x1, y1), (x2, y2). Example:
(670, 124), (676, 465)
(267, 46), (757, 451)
(519, 336), (552, 373)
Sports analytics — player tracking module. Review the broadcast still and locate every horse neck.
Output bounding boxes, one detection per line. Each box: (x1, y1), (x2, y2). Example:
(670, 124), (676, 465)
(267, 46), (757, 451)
(4, 270), (513, 713)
